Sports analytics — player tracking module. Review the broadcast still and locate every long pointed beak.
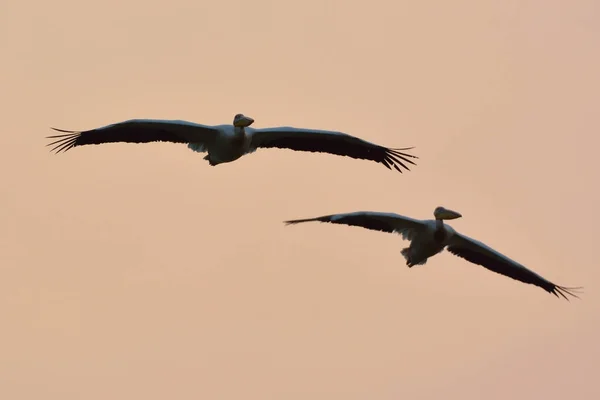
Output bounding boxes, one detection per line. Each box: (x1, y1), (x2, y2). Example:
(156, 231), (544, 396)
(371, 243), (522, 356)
(234, 116), (254, 127)
(441, 209), (462, 220)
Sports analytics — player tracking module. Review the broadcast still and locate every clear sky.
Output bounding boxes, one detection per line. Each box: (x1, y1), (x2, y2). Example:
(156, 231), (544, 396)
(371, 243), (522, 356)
(2, 0), (599, 399)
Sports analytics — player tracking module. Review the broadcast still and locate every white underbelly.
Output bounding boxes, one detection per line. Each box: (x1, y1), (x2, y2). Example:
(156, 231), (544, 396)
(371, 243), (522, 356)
(209, 133), (249, 163)
(410, 234), (445, 260)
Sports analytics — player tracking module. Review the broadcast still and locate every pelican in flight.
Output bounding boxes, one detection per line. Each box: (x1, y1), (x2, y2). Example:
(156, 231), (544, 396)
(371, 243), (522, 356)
(284, 207), (582, 300)
(46, 114), (417, 172)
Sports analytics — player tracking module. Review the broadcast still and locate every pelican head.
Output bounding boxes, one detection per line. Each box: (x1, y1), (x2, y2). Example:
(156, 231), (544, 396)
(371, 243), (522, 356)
(434, 206), (462, 221)
(233, 113), (255, 128)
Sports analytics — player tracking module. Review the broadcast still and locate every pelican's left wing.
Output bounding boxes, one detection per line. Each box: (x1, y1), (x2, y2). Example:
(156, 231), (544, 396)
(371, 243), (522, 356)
(246, 127), (417, 172)
(446, 233), (582, 300)
(284, 211), (427, 241)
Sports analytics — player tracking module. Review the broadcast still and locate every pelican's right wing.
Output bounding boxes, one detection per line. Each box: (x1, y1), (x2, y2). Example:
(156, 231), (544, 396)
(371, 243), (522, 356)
(284, 211), (427, 241)
(46, 119), (222, 153)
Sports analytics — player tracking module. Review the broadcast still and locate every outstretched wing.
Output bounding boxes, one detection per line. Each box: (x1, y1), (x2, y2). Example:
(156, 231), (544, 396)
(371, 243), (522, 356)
(284, 211), (426, 241)
(446, 233), (582, 300)
(247, 127), (417, 172)
(46, 119), (221, 153)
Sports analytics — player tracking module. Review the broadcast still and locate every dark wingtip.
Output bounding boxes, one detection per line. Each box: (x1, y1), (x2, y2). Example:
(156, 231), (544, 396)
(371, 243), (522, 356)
(384, 147), (418, 173)
(46, 131), (80, 153)
(553, 286), (583, 301)
(283, 219), (303, 226)
(283, 217), (320, 226)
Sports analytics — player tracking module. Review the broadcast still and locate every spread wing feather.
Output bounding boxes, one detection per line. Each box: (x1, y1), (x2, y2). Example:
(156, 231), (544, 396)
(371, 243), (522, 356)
(447, 233), (582, 300)
(284, 211), (426, 241)
(248, 127), (417, 172)
(47, 119), (221, 153)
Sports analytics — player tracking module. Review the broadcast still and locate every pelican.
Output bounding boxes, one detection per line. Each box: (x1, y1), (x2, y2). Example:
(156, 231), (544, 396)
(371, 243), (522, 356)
(284, 207), (582, 300)
(46, 114), (417, 172)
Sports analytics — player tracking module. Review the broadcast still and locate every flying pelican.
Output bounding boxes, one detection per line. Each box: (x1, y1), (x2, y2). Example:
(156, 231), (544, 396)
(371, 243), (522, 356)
(46, 114), (417, 172)
(284, 207), (582, 300)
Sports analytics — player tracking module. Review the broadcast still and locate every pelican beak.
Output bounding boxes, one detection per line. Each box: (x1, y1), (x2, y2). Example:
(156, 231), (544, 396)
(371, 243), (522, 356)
(234, 115), (255, 127)
(439, 208), (462, 220)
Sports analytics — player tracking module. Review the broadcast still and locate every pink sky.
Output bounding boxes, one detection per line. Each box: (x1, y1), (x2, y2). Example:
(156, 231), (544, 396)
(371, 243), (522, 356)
(2, 0), (599, 398)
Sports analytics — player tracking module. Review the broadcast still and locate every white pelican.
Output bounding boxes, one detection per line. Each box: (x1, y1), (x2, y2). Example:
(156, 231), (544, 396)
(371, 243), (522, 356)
(284, 207), (582, 300)
(46, 114), (418, 172)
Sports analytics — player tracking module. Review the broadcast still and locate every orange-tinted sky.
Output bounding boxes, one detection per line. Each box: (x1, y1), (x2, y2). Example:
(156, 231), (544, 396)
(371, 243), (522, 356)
(2, 0), (599, 399)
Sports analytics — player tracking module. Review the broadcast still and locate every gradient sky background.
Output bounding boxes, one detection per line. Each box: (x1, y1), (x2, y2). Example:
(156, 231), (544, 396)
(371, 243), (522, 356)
(2, 0), (599, 399)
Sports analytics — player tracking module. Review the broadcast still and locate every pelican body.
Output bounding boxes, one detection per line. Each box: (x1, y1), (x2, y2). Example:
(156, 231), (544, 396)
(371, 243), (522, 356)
(397, 207), (463, 267)
(47, 114), (417, 172)
(285, 207), (582, 300)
